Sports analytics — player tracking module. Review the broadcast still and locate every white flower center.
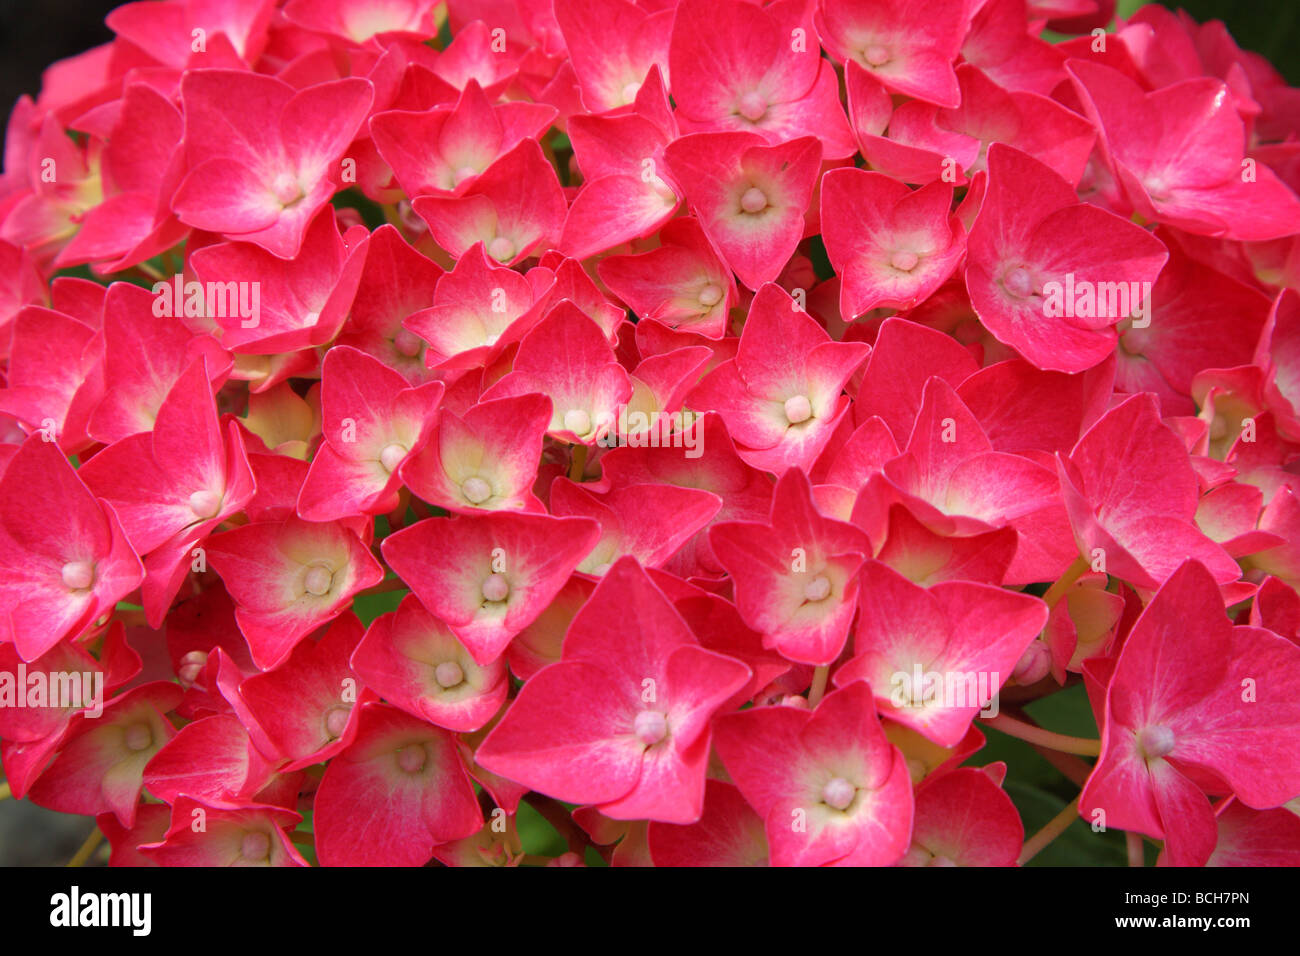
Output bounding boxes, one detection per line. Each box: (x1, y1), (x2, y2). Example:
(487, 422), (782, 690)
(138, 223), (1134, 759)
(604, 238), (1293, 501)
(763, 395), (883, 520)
(379, 443), (407, 474)
(461, 476), (492, 504)
(240, 831), (271, 861)
(822, 776), (856, 810)
(803, 575), (831, 602)
(303, 565), (334, 596)
(435, 661), (465, 688)
(738, 91), (767, 122)
(634, 710), (668, 745)
(740, 187), (768, 214)
(481, 573), (510, 603)
(1137, 724), (1176, 760)
(563, 408), (593, 436)
(697, 283), (723, 307)
(890, 250), (919, 272)
(784, 395), (813, 424)
(61, 560), (95, 591)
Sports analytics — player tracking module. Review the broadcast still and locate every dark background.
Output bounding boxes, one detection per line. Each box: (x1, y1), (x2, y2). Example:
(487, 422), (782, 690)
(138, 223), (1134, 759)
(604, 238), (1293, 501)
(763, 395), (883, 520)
(1, 0), (123, 116)
(1179, 0), (1300, 82)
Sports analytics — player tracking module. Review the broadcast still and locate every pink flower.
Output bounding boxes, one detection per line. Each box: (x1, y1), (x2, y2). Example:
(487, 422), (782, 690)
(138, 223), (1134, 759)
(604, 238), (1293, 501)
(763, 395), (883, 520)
(108, 0), (273, 70)
(296, 344), (444, 520)
(205, 515), (385, 669)
(821, 170), (966, 320)
(476, 557), (751, 823)
(403, 241), (553, 370)
(0, 437), (143, 660)
(552, 0), (673, 113)
(400, 394), (552, 514)
(1069, 60), (1300, 241)
(480, 303), (632, 446)
(880, 376), (1077, 585)
(411, 138), (566, 264)
(669, 0), (855, 159)
(55, 83), (190, 273)
(188, 208), (370, 354)
(0, 299), (100, 454)
(140, 797), (308, 867)
(370, 79), (557, 198)
(710, 468), (871, 666)
(86, 283), (230, 445)
(688, 283), (868, 473)
(647, 780), (769, 866)
(172, 70), (374, 258)
(815, 0), (970, 107)
(899, 766), (1023, 867)
(351, 594), (508, 733)
(27, 682), (183, 827)
(559, 68), (682, 259)
(381, 509), (600, 665)
(237, 613), (374, 770)
(1059, 393), (1240, 589)
(331, 224), (443, 383)
(1081, 560), (1300, 866)
(141, 714), (276, 807)
(313, 701), (482, 866)
(550, 479), (722, 577)
(965, 144), (1168, 373)
(835, 561), (1047, 746)
(663, 132), (822, 291)
(80, 358), (255, 624)
(712, 681), (913, 866)
(598, 217), (738, 340)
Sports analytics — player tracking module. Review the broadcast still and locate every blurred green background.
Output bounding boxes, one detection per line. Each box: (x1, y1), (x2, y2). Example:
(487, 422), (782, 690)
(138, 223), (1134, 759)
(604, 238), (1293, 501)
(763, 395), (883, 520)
(1118, 0), (1300, 83)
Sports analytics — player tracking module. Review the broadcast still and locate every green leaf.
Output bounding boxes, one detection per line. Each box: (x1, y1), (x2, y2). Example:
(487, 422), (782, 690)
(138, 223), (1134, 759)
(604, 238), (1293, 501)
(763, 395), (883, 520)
(1008, 781), (1128, 867)
(352, 586), (405, 625)
(331, 189), (387, 230)
(515, 800), (567, 857)
(1024, 683), (1100, 740)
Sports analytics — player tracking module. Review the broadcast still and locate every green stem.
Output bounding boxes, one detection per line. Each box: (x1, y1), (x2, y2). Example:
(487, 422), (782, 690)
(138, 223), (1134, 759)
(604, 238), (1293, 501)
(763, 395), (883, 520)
(116, 608), (147, 628)
(1126, 830), (1145, 867)
(132, 260), (164, 282)
(569, 444), (589, 482)
(67, 827), (104, 868)
(1029, 743), (1093, 787)
(1043, 555), (1090, 610)
(807, 666), (830, 707)
(523, 793), (589, 856)
(1019, 796), (1080, 865)
(982, 712), (1101, 757)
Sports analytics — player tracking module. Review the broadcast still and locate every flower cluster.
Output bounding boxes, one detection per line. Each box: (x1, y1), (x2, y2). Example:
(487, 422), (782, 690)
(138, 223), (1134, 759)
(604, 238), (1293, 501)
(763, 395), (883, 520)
(1, 0), (1300, 868)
